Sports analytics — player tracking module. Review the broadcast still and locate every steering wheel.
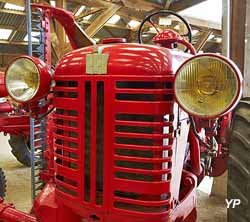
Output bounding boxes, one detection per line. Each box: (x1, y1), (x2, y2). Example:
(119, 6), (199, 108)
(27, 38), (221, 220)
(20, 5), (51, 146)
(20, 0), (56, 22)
(138, 10), (193, 51)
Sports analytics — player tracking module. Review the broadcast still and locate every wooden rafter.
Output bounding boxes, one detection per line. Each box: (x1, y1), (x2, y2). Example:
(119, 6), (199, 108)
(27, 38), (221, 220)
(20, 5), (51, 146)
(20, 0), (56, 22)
(75, 7), (104, 20)
(194, 29), (213, 52)
(0, 40), (38, 45)
(121, 0), (162, 10)
(164, 0), (175, 9)
(85, 4), (122, 37)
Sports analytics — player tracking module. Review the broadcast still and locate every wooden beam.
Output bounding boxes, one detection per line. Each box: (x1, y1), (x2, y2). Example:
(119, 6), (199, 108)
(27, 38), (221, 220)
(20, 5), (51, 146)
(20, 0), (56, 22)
(121, 0), (162, 10)
(183, 16), (221, 30)
(0, 40), (38, 45)
(75, 7), (104, 20)
(68, 0), (108, 8)
(117, 8), (221, 31)
(243, 0), (250, 97)
(0, 0), (25, 6)
(0, 8), (25, 15)
(230, 0), (246, 73)
(165, 0), (174, 9)
(0, 24), (26, 32)
(194, 29), (213, 51)
(55, 0), (66, 49)
(85, 4), (122, 37)
(169, 0), (207, 11)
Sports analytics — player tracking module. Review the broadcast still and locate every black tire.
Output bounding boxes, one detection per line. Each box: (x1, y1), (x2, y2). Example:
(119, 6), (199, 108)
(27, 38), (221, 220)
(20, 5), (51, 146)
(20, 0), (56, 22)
(0, 168), (6, 198)
(228, 99), (250, 222)
(8, 135), (31, 167)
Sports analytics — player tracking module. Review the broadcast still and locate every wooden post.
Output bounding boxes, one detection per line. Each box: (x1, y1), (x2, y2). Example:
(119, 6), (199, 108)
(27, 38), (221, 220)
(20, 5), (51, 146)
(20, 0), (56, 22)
(211, 0), (230, 198)
(55, 0), (66, 49)
(243, 0), (250, 97)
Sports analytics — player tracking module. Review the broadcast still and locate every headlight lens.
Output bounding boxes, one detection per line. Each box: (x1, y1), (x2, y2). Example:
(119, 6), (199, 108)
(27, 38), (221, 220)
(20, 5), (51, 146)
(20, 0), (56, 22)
(6, 57), (40, 102)
(174, 55), (241, 118)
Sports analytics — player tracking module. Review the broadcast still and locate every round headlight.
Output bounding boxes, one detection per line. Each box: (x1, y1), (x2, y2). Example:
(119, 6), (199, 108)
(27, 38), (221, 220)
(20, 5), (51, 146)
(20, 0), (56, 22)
(174, 54), (242, 118)
(6, 57), (40, 102)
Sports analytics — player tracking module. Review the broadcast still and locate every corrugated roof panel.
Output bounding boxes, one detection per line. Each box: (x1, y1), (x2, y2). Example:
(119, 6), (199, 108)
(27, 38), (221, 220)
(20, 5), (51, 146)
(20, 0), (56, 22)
(0, 13), (23, 27)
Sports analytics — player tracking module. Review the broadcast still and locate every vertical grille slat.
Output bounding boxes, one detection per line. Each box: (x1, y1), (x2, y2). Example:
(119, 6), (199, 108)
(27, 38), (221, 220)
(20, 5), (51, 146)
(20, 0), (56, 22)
(90, 82), (97, 204)
(84, 81), (91, 202)
(96, 81), (104, 205)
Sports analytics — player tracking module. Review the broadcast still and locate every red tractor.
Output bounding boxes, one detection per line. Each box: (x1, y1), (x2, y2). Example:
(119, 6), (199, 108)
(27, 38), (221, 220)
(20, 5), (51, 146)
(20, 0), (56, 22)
(0, 9), (243, 222)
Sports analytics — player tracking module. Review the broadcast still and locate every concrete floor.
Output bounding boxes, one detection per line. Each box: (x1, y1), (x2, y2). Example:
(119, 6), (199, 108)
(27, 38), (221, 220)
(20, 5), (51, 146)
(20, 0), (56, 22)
(0, 134), (226, 221)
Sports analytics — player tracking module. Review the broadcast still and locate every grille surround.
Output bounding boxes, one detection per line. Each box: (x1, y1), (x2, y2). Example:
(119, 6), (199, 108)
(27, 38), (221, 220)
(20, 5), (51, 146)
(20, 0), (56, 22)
(53, 75), (176, 221)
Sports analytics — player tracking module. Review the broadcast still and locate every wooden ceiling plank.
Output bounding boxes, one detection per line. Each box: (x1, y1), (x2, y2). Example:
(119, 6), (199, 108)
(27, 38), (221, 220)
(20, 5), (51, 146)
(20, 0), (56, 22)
(68, 0), (109, 8)
(169, 0), (207, 11)
(122, 0), (162, 10)
(164, 0), (174, 9)
(85, 4), (122, 37)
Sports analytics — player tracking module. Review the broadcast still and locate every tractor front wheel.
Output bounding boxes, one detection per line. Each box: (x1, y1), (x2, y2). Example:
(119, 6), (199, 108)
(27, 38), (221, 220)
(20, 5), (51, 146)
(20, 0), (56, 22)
(0, 168), (6, 198)
(228, 99), (250, 222)
(9, 135), (31, 167)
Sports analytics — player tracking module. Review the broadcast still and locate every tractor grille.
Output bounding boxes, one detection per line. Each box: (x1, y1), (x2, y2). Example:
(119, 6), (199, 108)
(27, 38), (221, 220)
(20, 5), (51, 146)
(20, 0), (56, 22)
(54, 80), (80, 198)
(112, 79), (174, 214)
(53, 75), (175, 219)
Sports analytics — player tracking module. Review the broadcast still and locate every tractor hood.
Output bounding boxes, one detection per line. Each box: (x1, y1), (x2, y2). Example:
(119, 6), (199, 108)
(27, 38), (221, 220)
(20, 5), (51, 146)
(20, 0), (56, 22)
(55, 42), (191, 76)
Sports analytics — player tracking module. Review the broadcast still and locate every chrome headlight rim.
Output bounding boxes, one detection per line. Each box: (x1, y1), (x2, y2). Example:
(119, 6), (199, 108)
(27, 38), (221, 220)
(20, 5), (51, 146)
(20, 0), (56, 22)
(174, 53), (242, 118)
(5, 56), (41, 103)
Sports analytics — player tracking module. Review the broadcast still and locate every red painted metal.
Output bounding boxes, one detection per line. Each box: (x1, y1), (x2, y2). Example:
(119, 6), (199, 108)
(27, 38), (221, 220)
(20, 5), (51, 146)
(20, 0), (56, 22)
(31, 4), (94, 49)
(41, 9), (52, 69)
(188, 130), (203, 176)
(0, 102), (13, 113)
(0, 115), (29, 135)
(218, 112), (232, 145)
(0, 198), (37, 222)
(153, 30), (196, 55)
(102, 38), (127, 44)
(0, 72), (8, 97)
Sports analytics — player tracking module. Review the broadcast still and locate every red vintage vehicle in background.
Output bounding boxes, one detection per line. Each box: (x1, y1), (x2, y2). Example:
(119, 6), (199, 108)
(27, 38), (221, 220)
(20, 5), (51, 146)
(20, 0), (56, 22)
(0, 7), (244, 222)
(0, 71), (30, 166)
(0, 71), (29, 198)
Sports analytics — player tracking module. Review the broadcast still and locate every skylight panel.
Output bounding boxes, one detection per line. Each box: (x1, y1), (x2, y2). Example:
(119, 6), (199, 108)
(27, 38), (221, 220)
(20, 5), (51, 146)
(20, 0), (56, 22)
(192, 30), (199, 36)
(107, 15), (120, 24)
(4, 3), (24, 11)
(24, 32), (40, 42)
(159, 17), (172, 26)
(84, 14), (92, 20)
(0, 29), (13, 40)
(50, 1), (56, 7)
(93, 38), (100, 43)
(128, 20), (140, 29)
(179, 0), (222, 24)
(75, 5), (86, 17)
